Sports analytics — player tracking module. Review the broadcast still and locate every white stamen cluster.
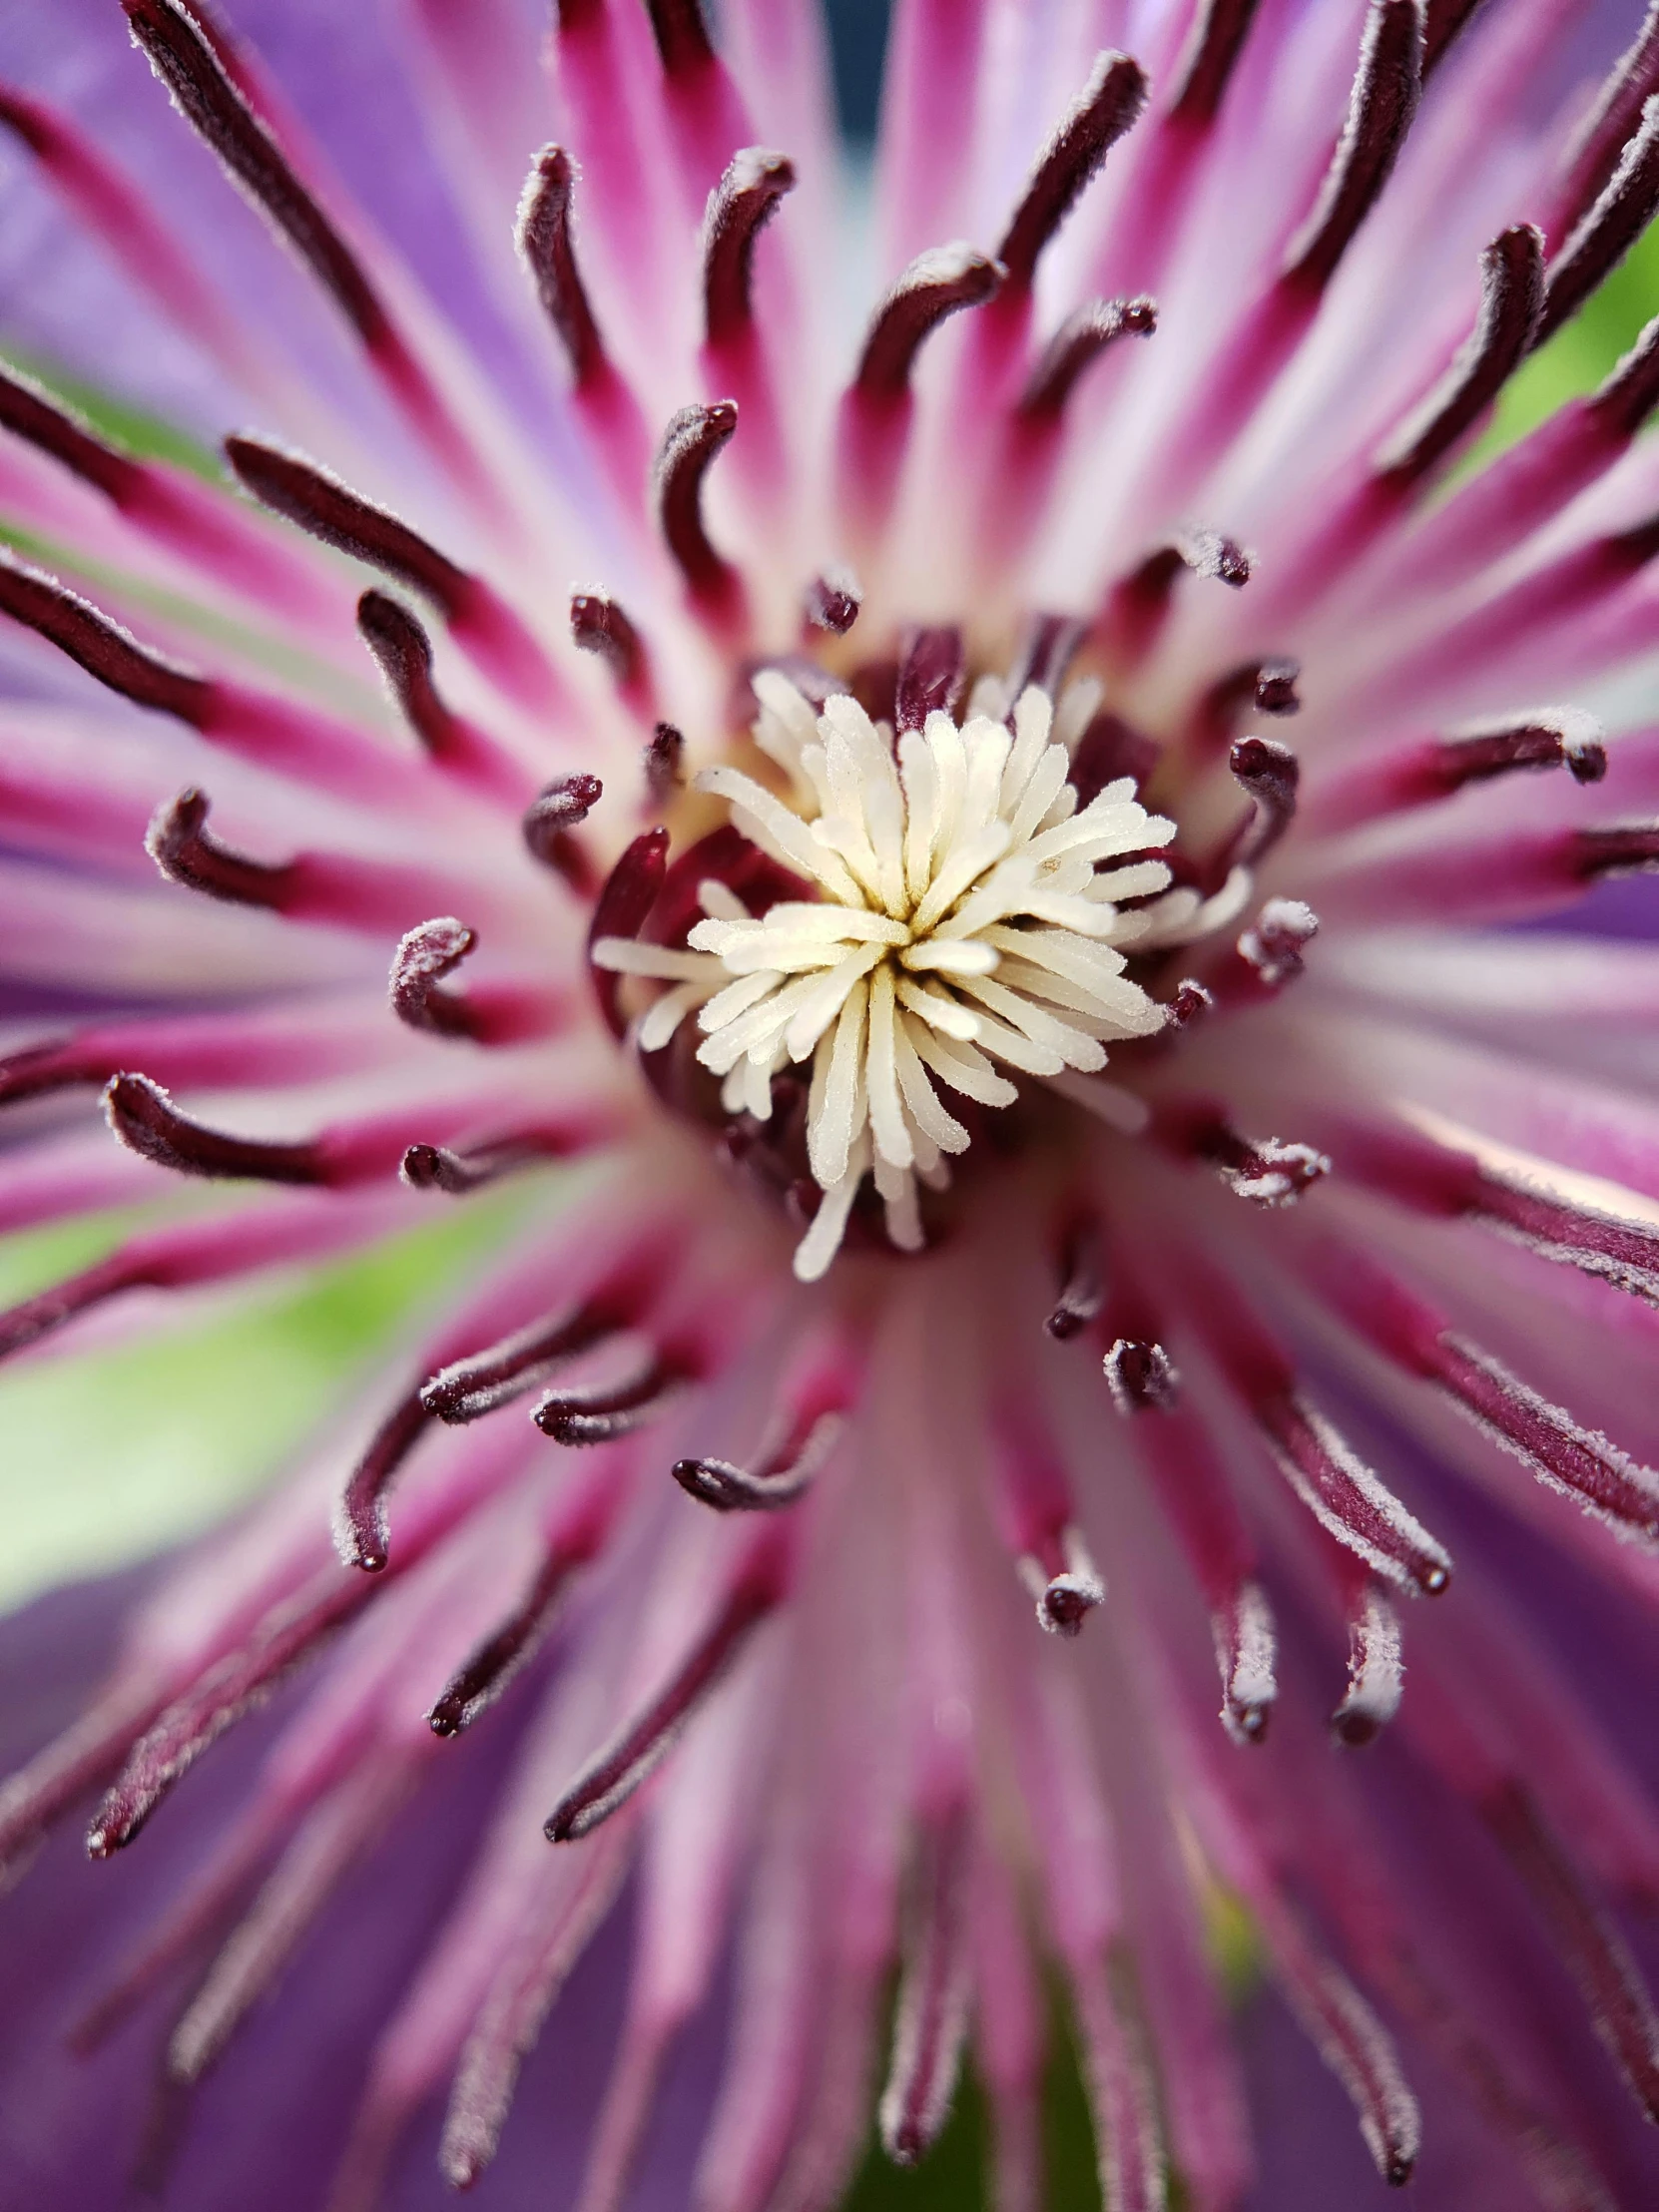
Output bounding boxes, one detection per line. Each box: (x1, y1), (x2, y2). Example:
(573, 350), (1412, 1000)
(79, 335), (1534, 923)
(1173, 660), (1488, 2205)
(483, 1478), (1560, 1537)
(596, 674), (1183, 1280)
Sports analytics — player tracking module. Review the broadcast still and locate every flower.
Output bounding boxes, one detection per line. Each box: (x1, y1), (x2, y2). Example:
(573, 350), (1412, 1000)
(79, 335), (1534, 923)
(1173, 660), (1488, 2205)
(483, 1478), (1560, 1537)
(1, 0), (1659, 2207)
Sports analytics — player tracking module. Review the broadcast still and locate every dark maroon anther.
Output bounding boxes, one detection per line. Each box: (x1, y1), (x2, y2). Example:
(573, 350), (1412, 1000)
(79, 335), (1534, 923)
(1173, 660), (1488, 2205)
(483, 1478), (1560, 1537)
(1376, 227), (1544, 486)
(0, 360), (136, 501)
(673, 1407), (843, 1511)
(355, 591), (472, 763)
(642, 823), (806, 950)
(1590, 310), (1659, 440)
(338, 1391), (431, 1572)
(147, 790), (294, 909)
(586, 828), (670, 1037)
(895, 627), (965, 733)
(533, 1354), (687, 1444)
(1165, 979), (1213, 1031)
(428, 1548), (583, 1737)
(1103, 1338), (1180, 1413)
(879, 1810), (972, 2166)
(1449, 717), (1607, 791)
(569, 591), (648, 695)
(388, 918), (480, 1040)
(703, 147), (796, 348)
(1003, 614), (1084, 706)
(655, 400), (744, 617)
(1069, 712), (1159, 806)
(400, 1134), (572, 1196)
(1482, 1780), (1659, 2125)
(643, 0), (715, 74)
(1220, 734), (1300, 872)
(1282, 0), (1424, 294)
(1037, 1557), (1105, 1637)
(104, 1072), (324, 1185)
(1539, 96), (1659, 348)
(1046, 1215), (1105, 1340)
(1237, 897), (1320, 990)
(84, 1564), (380, 1856)
(1189, 657), (1301, 753)
(421, 1304), (628, 1425)
(516, 146), (606, 387)
(1155, 1099), (1331, 1206)
(522, 774), (603, 886)
(1015, 294), (1157, 419)
(995, 52), (1148, 290)
(852, 247), (1005, 403)
(1108, 530), (1251, 663)
(1421, 0), (1487, 81)
(1258, 1390), (1451, 1596)
(0, 553), (209, 722)
(225, 437), (469, 618)
(123, 0), (392, 355)
(1166, 0), (1264, 126)
(1255, 661), (1301, 714)
(544, 1531), (790, 1841)
(1572, 822), (1659, 883)
(803, 566), (861, 635)
(644, 723), (686, 804)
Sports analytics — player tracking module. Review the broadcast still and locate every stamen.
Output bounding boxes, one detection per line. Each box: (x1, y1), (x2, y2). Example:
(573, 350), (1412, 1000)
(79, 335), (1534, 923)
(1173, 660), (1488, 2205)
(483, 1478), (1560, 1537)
(147, 788), (291, 909)
(1103, 531), (1250, 666)
(1071, 1968), (1167, 2212)
(587, 829), (670, 1037)
(0, 550), (207, 721)
(0, 358), (138, 500)
(1421, 0), (1487, 80)
(1537, 96), (1659, 347)
(1374, 227), (1544, 485)
(1257, 1391), (1451, 1596)
(355, 591), (513, 793)
(105, 1072), (328, 1185)
(388, 918), (487, 1041)
(400, 1129), (587, 1195)
(337, 1392), (430, 1572)
(1482, 1781), (1659, 2124)
(1015, 295), (1157, 420)
(1046, 1214), (1106, 1340)
(1166, 0), (1263, 126)
(1217, 1579), (1277, 1743)
(654, 400), (745, 620)
(1069, 712), (1159, 806)
(1004, 614), (1085, 706)
(1331, 1585), (1403, 1746)
(523, 773), (603, 888)
(225, 436), (469, 615)
(516, 146), (608, 387)
(1103, 1338), (1180, 1412)
(1186, 657), (1301, 755)
(879, 1811), (972, 2164)
(851, 245), (1005, 403)
(995, 52), (1149, 291)
(645, 722), (687, 805)
(1155, 1100), (1330, 1206)
(428, 1487), (615, 1735)
(1262, 1904), (1420, 2186)
(1281, 0), (1424, 294)
(1022, 1525), (1106, 1638)
(1164, 980), (1213, 1032)
(420, 1302), (630, 1424)
(1546, 4), (1659, 249)
(804, 567), (861, 635)
(673, 1407), (843, 1511)
(895, 626), (965, 732)
(1572, 822), (1659, 883)
(544, 1528), (792, 1841)
(85, 1565), (378, 1853)
(570, 590), (651, 702)
(643, 0), (715, 75)
(1307, 709), (1606, 831)
(1235, 896), (1319, 992)
(703, 148), (796, 348)
(533, 1353), (689, 1443)
(1218, 733), (1300, 872)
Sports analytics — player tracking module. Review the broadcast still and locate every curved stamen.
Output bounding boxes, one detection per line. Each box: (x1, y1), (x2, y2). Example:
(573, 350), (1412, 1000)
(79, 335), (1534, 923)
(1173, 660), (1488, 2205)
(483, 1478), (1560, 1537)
(1281, 0), (1424, 294)
(516, 145), (609, 387)
(1154, 1100), (1330, 1206)
(654, 400), (744, 618)
(1546, 4), (1659, 246)
(388, 918), (479, 1039)
(337, 1392), (431, 1573)
(544, 1528), (792, 1841)
(533, 1353), (689, 1444)
(1375, 227), (1544, 485)
(401, 1128), (593, 1196)
(570, 590), (651, 700)
(803, 567), (861, 635)
(1307, 709), (1605, 832)
(703, 148), (796, 347)
(1016, 294), (1156, 420)
(1187, 656), (1300, 754)
(1216, 733), (1301, 874)
(355, 592), (525, 799)
(894, 626), (964, 733)
(1103, 1338), (1180, 1412)
(643, 0), (715, 75)
(1232, 897), (1320, 996)
(1331, 1585), (1403, 1746)
(1421, 0), (1487, 81)
(645, 723), (686, 805)
(0, 551), (206, 719)
(1103, 530), (1250, 666)
(1046, 1214), (1105, 1341)
(105, 1073), (329, 1185)
(1217, 1579), (1277, 1742)
(1539, 95), (1659, 348)
(587, 829), (670, 1037)
(673, 1407), (843, 1512)
(421, 1303), (630, 1425)
(879, 1810), (972, 2164)
(852, 246), (1005, 402)
(523, 773), (603, 893)
(147, 789), (292, 908)
(225, 436), (470, 615)
(995, 52), (1148, 291)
